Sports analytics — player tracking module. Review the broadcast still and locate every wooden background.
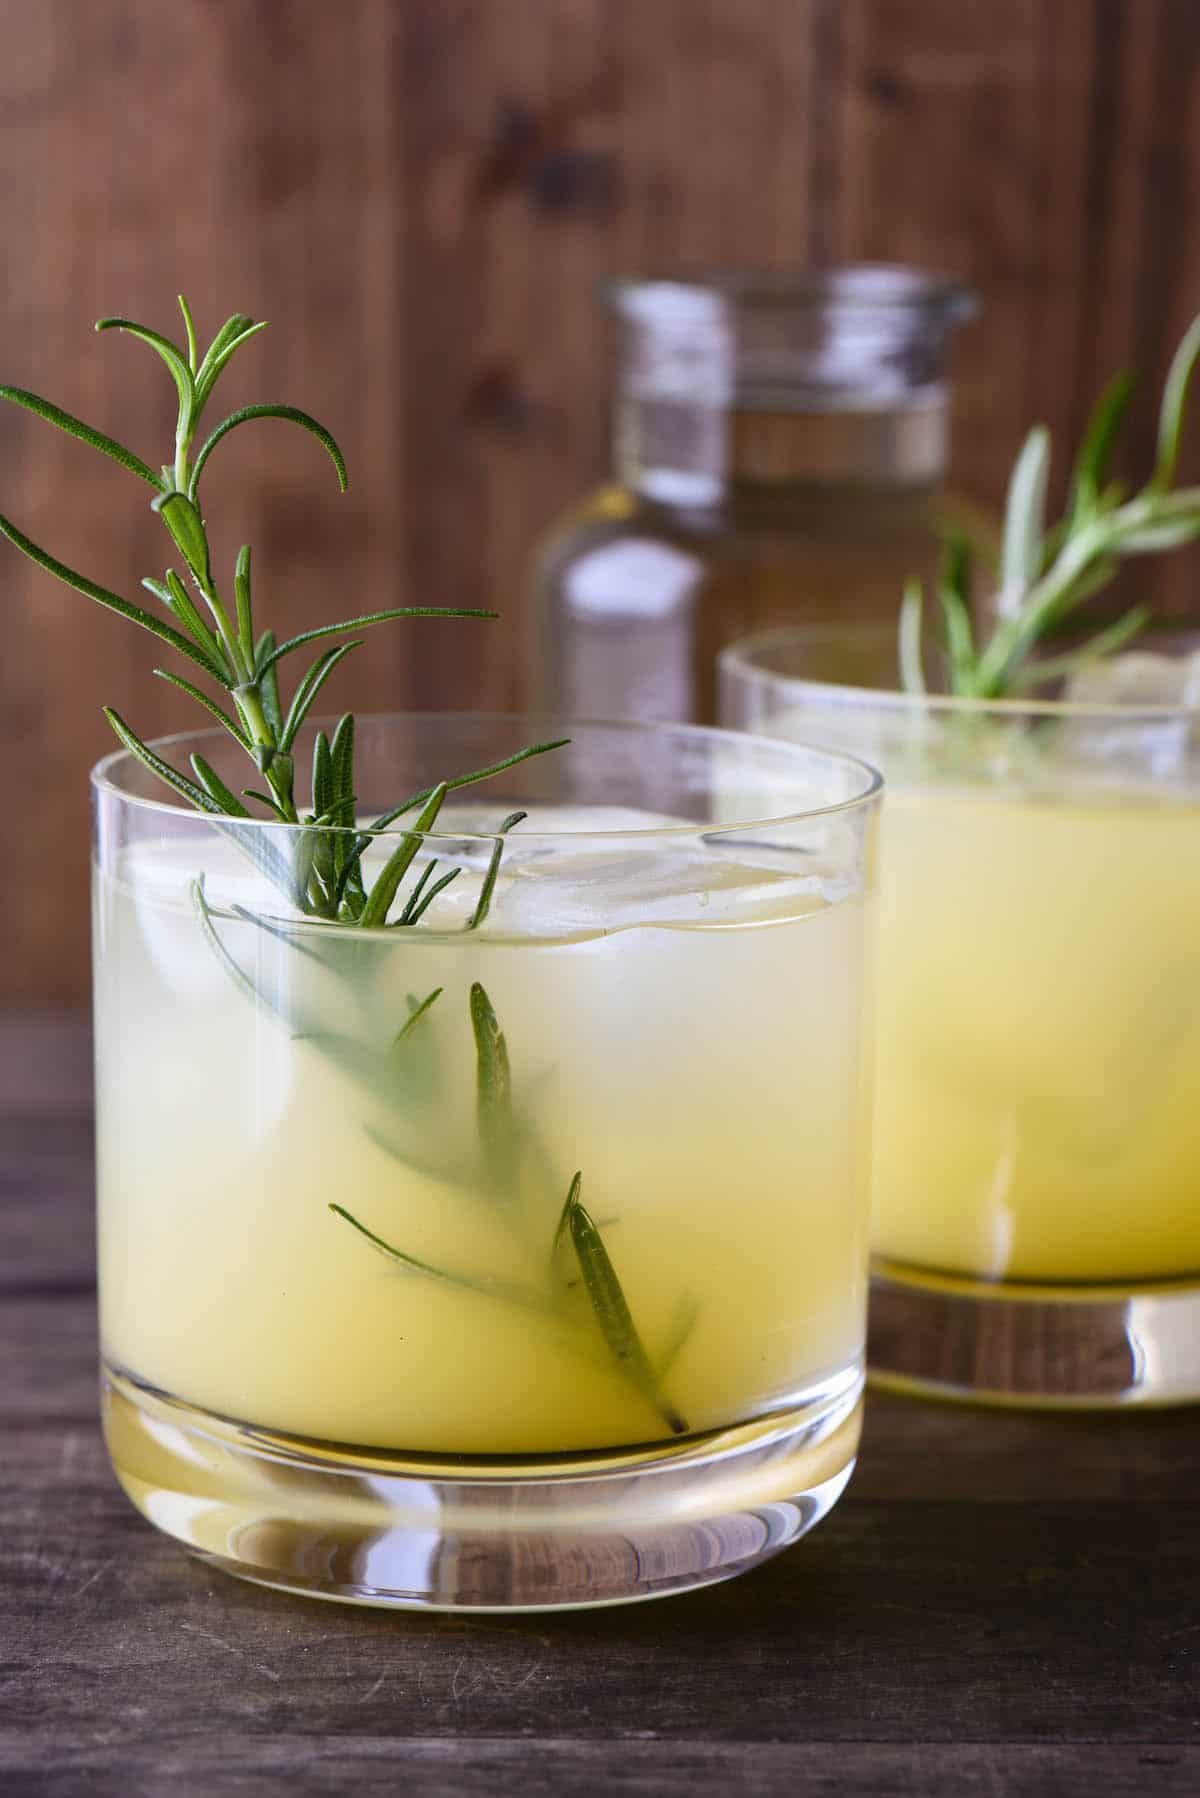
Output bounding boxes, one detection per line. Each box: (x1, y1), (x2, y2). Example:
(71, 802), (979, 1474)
(3, 0), (1200, 1003)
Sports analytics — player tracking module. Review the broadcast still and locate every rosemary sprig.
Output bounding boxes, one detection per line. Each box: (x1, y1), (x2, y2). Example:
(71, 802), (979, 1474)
(5, 296), (699, 1444)
(0, 297), (560, 929)
(901, 312), (1200, 697)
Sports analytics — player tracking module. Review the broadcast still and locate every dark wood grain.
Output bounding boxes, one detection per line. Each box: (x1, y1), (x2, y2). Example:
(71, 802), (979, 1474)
(4, 0), (1200, 1006)
(2, 1016), (1198, 1796)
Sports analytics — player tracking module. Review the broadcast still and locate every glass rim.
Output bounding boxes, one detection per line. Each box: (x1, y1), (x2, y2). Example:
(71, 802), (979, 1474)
(720, 625), (1200, 724)
(90, 709), (884, 841)
(604, 265), (977, 321)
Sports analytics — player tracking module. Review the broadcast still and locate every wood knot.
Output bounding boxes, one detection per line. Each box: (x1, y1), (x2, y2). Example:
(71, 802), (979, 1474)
(473, 100), (616, 215)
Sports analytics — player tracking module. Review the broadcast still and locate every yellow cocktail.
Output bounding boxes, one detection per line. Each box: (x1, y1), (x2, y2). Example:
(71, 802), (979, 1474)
(721, 627), (1200, 1405)
(94, 715), (880, 1605)
(874, 780), (1200, 1283)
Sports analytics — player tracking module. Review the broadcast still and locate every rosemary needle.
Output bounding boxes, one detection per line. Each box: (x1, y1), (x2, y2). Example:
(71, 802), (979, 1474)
(471, 981), (514, 1182)
(393, 988), (443, 1048)
(465, 811), (527, 931)
(555, 1173), (689, 1437)
(328, 1204), (550, 1313)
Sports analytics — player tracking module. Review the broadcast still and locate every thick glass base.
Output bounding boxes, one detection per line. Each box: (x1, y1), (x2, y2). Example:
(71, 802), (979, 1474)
(101, 1364), (863, 1611)
(868, 1259), (1200, 1408)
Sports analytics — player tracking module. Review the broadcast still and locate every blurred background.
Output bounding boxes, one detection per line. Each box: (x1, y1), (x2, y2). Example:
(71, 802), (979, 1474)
(3, 0), (1200, 1003)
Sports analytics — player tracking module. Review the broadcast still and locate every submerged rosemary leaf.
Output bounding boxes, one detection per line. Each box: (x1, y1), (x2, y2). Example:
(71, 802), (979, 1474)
(470, 982), (513, 1178)
(393, 988), (443, 1047)
(328, 1203), (550, 1313)
(555, 1173), (689, 1437)
(191, 876), (270, 1013)
(229, 903), (332, 967)
(551, 1170), (582, 1262)
(328, 1203), (481, 1291)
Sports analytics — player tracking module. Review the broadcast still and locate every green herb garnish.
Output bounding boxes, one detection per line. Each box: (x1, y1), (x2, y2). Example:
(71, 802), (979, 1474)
(902, 312), (1200, 697)
(2, 299), (695, 1441)
(0, 298), (562, 923)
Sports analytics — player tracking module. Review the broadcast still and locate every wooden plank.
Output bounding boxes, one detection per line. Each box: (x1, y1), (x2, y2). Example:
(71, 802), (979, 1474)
(0, 1121), (94, 1293)
(0, 1012), (94, 1290)
(0, 1010), (92, 1117)
(2, 1300), (98, 1419)
(1, 1742), (1197, 1798)
(400, 0), (827, 714)
(835, 0), (1052, 511)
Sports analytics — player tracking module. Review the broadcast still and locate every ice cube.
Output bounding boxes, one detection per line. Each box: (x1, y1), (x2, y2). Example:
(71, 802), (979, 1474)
(481, 838), (828, 937)
(113, 805), (832, 947)
(114, 834), (296, 997)
(378, 803), (696, 934)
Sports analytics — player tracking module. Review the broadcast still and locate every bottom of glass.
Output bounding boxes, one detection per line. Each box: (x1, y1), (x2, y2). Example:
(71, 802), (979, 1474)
(868, 1258), (1200, 1408)
(101, 1363), (863, 1611)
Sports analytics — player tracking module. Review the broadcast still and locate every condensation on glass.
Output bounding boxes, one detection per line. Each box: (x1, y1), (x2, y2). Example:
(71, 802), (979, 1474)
(532, 267), (976, 723)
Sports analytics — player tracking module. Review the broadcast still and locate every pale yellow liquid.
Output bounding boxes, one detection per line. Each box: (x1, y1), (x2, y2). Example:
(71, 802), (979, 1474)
(95, 825), (872, 1455)
(873, 783), (1200, 1283)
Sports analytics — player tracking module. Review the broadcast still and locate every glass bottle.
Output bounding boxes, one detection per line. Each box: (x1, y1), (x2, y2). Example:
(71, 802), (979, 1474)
(531, 268), (977, 723)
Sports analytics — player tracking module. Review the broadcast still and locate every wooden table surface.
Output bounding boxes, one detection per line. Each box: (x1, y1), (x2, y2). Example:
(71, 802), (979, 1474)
(3, 1014), (1197, 1797)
